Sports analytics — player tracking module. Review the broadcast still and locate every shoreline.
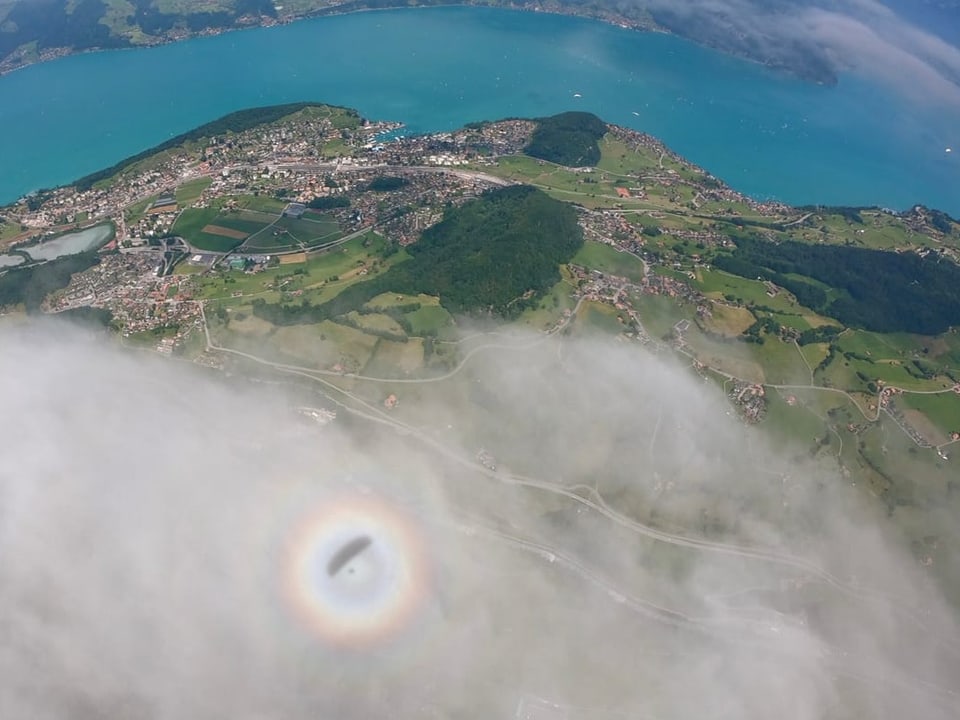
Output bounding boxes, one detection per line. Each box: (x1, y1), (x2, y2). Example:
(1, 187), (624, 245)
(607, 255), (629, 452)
(0, 4), (650, 78)
(0, 3), (807, 82)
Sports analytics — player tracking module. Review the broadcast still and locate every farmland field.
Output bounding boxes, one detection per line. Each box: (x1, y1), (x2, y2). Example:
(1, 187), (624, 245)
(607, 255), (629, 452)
(362, 338), (426, 378)
(899, 392), (960, 439)
(171, 207), (267, 252)
(405, 304), (453, 336)
(175, 178), (212, 206)
(699, 302), (755, 337)
(240, 214), (342, 252)
(169, 203), (335, 253)
(571, 241), (646, 283)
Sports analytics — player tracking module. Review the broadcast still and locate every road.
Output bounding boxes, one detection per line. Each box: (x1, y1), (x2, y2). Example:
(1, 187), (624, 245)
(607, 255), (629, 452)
(196, 302), (946, 632)
(193, 302), (960, 710)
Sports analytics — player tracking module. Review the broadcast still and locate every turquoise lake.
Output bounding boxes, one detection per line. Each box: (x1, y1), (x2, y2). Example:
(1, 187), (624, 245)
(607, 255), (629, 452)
(0, 7), (957, 214)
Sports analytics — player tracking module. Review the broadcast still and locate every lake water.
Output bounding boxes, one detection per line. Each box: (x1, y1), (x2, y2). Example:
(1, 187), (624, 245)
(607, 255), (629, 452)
(0, 254), (25, 268)
(24, 223), (114, 261)
(0, 7), (957, 214)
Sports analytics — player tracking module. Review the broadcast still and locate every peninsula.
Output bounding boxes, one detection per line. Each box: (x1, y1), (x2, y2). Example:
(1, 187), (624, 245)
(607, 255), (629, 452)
(1, 102), (959, 553)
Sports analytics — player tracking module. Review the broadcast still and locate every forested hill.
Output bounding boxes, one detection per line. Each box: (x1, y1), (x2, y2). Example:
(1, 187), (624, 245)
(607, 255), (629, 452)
(0, 0), (277, 65)
(524, 112), (608, 168)
(253, 185), (583, 324)
(713, 236), (960, 335)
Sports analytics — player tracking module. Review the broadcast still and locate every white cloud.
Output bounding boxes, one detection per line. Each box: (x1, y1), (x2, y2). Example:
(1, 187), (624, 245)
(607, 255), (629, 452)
(0, 321), (958, 718)
(636, 0), (960, 106)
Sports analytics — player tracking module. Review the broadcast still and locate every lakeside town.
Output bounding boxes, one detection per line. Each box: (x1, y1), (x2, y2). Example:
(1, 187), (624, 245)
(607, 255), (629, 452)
(0, 108), (740, 351)
(2, 106), (959, 464)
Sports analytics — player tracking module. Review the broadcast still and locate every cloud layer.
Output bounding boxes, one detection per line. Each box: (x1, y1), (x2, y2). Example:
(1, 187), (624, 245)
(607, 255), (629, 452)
(634, 0), (960, 106)
(1, 321), (958, 718)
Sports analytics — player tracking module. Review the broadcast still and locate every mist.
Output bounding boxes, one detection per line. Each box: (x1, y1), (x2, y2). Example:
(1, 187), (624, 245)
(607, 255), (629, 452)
(1, 321), (958, 719)
(622, 0), (960, 106)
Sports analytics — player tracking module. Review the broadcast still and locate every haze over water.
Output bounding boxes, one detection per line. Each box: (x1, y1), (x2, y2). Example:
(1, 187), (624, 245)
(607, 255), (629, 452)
(1, 7), (958, 214)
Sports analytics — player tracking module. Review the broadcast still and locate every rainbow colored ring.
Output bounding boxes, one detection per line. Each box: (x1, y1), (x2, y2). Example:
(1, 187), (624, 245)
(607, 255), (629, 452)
(283, 494), (429, 647)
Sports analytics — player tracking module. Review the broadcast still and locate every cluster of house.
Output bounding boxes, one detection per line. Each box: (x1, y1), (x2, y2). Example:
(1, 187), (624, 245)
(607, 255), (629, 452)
(371, 119), (537, 168)
(5, 109), (395, 246)
(728, 381), (767, 423)
(45, 253), (202, 343)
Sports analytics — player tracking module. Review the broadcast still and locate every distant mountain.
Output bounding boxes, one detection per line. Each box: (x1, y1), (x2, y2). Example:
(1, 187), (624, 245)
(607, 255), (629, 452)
(2, 0), (958, 93)
(0, 0), (278, 70)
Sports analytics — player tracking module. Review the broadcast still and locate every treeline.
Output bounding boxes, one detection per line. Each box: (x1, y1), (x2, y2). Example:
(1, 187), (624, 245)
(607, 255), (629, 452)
(74, 102), (346, 191)
(0, 0), (123, 58)
(713, 254), (827, 311)
(0, 252), (99, 312)
(797, 325), (842, 346)
(700, 215), (786, 232)
(253, 185), (583, 324)
(714, 236), (960, 335)
(368, 176), (409, 192)
(55, 306), (114, 329)
(334, 314), (408, 342)
(130, 0), (276, 35)
(921, 207), (958, 235)
(525, 111), (607, 167)
(796, 205), (870, 224)
(307, 196), (350, 210)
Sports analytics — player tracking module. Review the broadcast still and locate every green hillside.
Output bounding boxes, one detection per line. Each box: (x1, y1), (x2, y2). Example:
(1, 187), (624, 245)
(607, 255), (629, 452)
(252, 185), (584, 323)
(525, 111), (608, 168)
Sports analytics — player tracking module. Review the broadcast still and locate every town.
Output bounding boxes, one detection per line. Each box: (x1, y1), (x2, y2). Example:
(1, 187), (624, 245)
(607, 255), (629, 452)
(2, 105), (958, 462)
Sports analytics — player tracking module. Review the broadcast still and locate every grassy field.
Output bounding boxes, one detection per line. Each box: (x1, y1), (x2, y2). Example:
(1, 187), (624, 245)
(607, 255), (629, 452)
(365, 292), (434, 310)
(836, 329), (918, 360)
(571, 241), (647, 283)
(343, 311), (405, 335)
(241, 214), (342, 252)
(699, 302), (755, 337)
(361, 338), (425, 377)
(175, 177), (212, 206)
(696, 268), (813, 316)
(195, 232), (404, 307)
(0, 221), (23, 243)
(748, 337), (812, 385)
(899, 392), (960, 439)
(762, 389), (831, 449)
(405, 304), (454, 336)
(869, 360), (955, 391)
(271, 320), (378, 371)
(216, 300), (435, 379)
(517, 275), (577, 332)
(171, 207), (242, 252)
(684, 326), (766, 384)
(363, 290), (455, 341)
(124, 193), (159, 223)
(210, 213), (274, 236)
(475, 143), (674, 212)
(630, 292), (694, 340)
(235, 195), (288, 214)
(210, 313), (377, 372)
(321, 138), (354, 157)
(798, 342), (830, 370)
(124, 325), (179, 347)
(173, 200), (343, 253)
(574, 301), (628, 336)
(595, 135), (661, 175)
(767, 311), (814, 332)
